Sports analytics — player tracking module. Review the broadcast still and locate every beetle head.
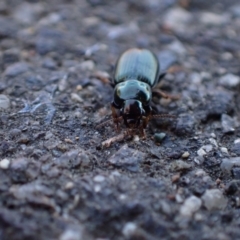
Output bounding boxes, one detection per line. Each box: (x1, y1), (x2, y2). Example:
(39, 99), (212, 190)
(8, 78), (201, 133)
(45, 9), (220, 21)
(121, 99), (145, 127)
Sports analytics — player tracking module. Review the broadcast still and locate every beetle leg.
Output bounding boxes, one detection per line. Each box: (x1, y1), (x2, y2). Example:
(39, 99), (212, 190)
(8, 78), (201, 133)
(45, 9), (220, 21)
(158, 72), (166, 82)
(140, 124), (146, 138)
(111, 103), (120, 131)
(142, 116), (149, 129)
(138, 116), (148, 138)
(152, 89), (180, 100)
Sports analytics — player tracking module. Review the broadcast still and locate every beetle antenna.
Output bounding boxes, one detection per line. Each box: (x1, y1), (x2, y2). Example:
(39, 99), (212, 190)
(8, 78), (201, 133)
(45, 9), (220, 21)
(96, 116), (123, 129)
(150, 114), (176, 119)
(96, 119), (113, 129)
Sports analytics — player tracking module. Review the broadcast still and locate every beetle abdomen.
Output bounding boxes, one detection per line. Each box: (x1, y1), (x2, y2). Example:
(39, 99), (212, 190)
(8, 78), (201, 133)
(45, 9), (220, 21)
(114, 48), (159, 87)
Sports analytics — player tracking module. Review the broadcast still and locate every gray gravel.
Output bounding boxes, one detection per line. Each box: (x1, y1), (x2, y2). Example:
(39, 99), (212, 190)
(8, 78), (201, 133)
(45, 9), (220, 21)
(0, 0), (240, 240)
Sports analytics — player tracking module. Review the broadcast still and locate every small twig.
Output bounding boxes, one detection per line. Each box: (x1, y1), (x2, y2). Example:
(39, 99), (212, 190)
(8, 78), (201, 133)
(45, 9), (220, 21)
(102, 133), (127, 147)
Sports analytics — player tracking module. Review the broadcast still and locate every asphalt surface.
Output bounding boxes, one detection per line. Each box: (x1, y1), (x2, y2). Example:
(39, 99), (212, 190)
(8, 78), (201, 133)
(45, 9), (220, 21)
(0, 0), (240, 239)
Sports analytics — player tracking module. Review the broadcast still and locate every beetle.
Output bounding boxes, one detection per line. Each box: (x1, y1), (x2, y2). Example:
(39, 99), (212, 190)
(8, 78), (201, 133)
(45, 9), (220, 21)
(110, 48), (173, 135)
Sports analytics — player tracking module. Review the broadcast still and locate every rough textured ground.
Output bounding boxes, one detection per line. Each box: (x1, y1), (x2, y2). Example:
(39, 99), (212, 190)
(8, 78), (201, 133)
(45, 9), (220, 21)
(0, 0), (240, 239)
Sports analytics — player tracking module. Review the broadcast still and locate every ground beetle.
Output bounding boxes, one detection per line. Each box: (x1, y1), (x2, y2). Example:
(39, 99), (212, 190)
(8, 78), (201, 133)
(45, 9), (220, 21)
(111, 48), (172, 135)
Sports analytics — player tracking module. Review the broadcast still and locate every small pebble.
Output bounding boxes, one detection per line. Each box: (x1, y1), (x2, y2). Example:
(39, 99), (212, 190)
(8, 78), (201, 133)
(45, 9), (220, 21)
(175, 194), (184, 203)
(197, 148), (207, 157)
(42, 58), (57, 70)
(234, 139), (240, 144)
(13, 2), (44, 25)
(230, 4), (240, 17)
(64, 138), (73, 144)
(17, 135), (30, 144)
(133, 135), (140, 142)
(190, 72), (202, 85)
(58, 75), (68, 92)
(182, 151), (190, 159)
(209, 138), (218, 147)
(65, 182), (74, 190)
(79, 60), (95, 71)
(4, 62), (29, 77)
(225, 180), (240, 195)
(171, 160), (191, 171)
(220, 147), (229, 155)
(202, 90), (234, 121)
(199, 12), (229, 26)
(231, 142), (240, 155)
(108, 22), (139, 39)
(221, 52), (233, 61)
(157, 50), (178, 72)
(108, 144), (145, 172)
(219, 73), (240, 88)
(0, 158), (10, 169)
(194, 156), (205, 165)
(76, 85), (83, 91)
(163, 7), (192, 32)
(202, 189), (227, 210)
(194, 213), (204, 221)
(83, 16), (99, 27)
(122, 222), (137, 237)
(93, 70), (110, 83)
(2, 48), (20, 65)
(167, 40), (187, 57)
(221, 114), (235, 133)
(175, 114), (196, 136)
(202, 145), (213, 153)
(0, 94), (10, 109)
(154, 132), (166, 143)
(71, 93), (83, 103)
(195, 169), (207, 177)
(180, 196), (202, 217)
(200, 71), (211, 81)
(210, 133), (216, 138)
(59, 229), (83, 240)
(171, 173), (180, 183)
(93, 175), (105, 182)
(232, 167), (240, 180)
(221, 158), (240, 172)
(38, 12), (61, 26)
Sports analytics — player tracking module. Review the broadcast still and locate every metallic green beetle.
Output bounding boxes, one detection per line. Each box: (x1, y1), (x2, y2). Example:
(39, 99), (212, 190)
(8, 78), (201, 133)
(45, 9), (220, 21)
(111, 48), (166, 130)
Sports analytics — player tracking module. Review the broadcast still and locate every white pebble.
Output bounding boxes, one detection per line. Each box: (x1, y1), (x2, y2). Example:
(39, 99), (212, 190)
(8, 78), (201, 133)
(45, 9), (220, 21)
(221, 157), (240, 172)
(197, 148), (206, 157)
(210, 133), (216, 138)
(182, 151), (190, 159)
(202, 145), (213, 153)
(202, 189), (227, 210)
(220, 147), (229, 154)
(234, 139), (240, 144)
(122, 222), (137, 237)
(209, 138), (218, 147)
(93, 175), (105, 182)
(180, 196), (202, 217)
(0, 159), (10, 169)
(199, 12), (229, 26)
(0, 95), (10, 109)
(163, 7), (192, 32)
(79, 60), (95, 71)
(195, 169), (207, 177)
(71, 93), (83, 103)
(60, 229), (82, 240)
(219, 73), (240, 88)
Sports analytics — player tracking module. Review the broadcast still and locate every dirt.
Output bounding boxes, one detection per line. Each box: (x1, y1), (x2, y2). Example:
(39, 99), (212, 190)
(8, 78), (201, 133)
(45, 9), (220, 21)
(0, 0), (240, 239)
